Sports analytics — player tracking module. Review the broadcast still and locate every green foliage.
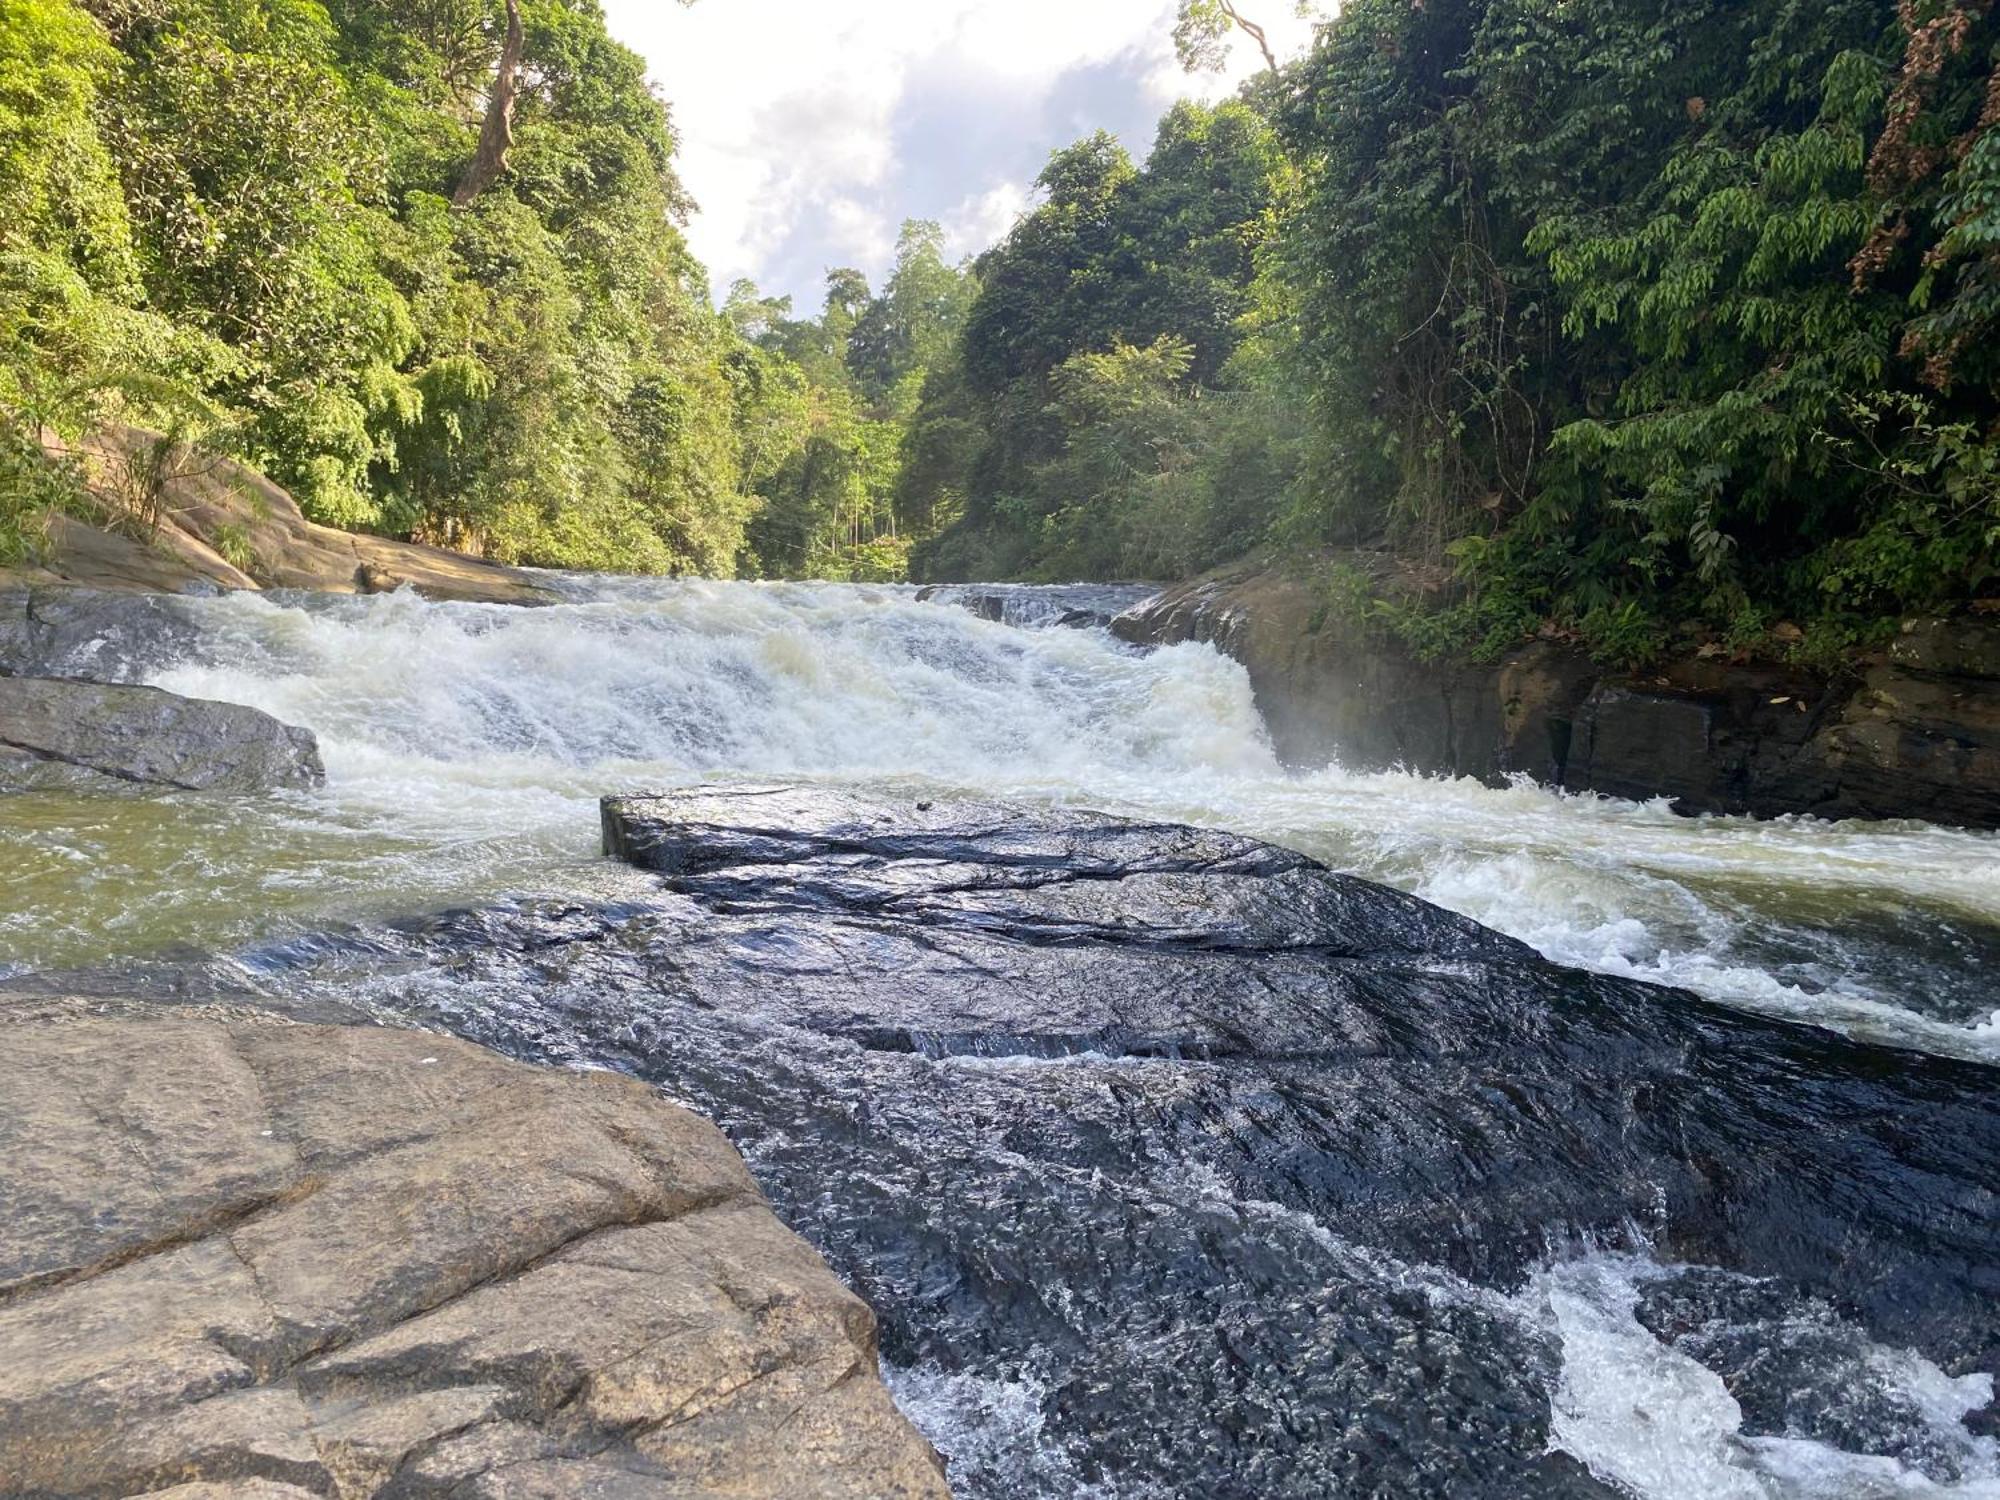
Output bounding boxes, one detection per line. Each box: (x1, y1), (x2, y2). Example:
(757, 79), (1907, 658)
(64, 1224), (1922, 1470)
(1813, 390), (2000, 610)
(1271, 0), (2000, 662)
(909, 99), (1294, 581)
(210, 518), (254, 572)
(9, 0), (1995, 627)
(0, 0), (136, 290)
(731, 224), (979, 579)
(0, 415), (85, 565)
(0, 0), (921, 578)
(908, 0), (1994, 658)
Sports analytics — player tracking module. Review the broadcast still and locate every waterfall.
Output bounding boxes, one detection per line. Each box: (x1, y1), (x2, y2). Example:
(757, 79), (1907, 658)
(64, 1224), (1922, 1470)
(6, 575), (1998, 1500)
(5, 575), (1997, 1059)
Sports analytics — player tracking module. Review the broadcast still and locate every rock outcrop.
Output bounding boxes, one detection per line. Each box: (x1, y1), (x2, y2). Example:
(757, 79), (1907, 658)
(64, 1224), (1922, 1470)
(9, 428), (556, 606)
(1115, 557), (2000, 828)
(915, 582), (1160, 631)
(14, 786), (1995, 1495)
(0, 676), (323, 794)
(596, 787), (2000, 1364)
(0, 1009), (947, 1500)
(0, 583), (207, 684)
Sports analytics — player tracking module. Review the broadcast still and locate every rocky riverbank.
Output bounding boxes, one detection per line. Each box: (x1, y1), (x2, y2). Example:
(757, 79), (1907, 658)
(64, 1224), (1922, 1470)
(1112, 557), (2000, 829)
(0, 585), (331, 797)
(8, 782), (1996, 1495)
(9, 428), (555, 606)
(0, 1002), (947, 1499)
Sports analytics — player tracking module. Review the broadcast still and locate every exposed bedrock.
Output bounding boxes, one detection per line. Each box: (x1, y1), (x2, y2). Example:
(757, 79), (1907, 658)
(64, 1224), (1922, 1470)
(594, 788), (1999, 1376)
(1113, 559), (2000, 828)
(16, 787), (1993, 1495)
(8, 426), (557, 606)
(0, 1010), (947, 1500)
(0, 675), (323, 794)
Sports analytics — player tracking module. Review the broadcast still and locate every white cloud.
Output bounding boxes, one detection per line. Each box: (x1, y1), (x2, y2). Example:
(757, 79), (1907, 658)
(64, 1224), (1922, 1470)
(601, 0), (1319, 307)
(942, 181), (1033, 263)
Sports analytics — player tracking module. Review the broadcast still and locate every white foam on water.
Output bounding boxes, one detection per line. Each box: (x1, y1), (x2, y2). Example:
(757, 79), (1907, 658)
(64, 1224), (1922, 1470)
(6, 575), (1994, 1062)
(885, 1363), (1159, 1500)
(1526, 1256), (2000, 1499)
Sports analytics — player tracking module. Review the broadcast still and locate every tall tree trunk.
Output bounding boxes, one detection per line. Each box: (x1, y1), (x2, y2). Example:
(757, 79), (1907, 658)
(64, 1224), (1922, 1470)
(452, 0), (524, 208)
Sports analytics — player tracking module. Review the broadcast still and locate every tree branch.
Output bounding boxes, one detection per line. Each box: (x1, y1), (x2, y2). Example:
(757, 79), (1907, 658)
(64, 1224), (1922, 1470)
(452, 0), (524, 208)
(1221, 0), (1279, 73)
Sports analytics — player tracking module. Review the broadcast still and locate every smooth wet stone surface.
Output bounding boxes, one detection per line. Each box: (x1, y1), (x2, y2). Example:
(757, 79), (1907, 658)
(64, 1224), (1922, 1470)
(595, 789), (2000, 1350)
(13, 787), (1997, 1497)
(0, 1010), (946, 1500)
(0, 676), (324, 794)
(0, 584), (208, 683)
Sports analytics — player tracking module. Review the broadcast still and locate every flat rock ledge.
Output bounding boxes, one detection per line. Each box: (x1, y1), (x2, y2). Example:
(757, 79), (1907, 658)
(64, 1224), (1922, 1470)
(0, 1012), (946, 1500)
(0, 676), (323, 794)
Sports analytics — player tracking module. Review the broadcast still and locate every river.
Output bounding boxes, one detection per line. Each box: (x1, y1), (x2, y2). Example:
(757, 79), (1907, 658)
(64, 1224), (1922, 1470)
(3, 576), (1997, 1496)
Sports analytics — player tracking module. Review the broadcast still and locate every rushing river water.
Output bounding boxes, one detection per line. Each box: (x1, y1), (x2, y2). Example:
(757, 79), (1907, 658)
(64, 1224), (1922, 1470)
(6, 575), (1996, 1059)
(4, 575), (1998, 1496)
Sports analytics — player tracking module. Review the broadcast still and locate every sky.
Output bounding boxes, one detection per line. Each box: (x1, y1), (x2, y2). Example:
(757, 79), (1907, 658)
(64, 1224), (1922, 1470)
(599, 1), (1319, 312)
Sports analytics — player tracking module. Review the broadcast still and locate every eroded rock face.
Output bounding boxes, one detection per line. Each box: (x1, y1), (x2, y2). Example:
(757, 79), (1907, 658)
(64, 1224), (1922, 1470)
(1115, 560), (2000, 828)
(0, 676), (324, 794)
(0, 1011), (946, 1500)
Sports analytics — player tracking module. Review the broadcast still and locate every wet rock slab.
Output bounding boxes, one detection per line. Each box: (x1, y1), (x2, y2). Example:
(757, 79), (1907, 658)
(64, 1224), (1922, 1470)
(0, 1011), (946, 1500)
(16, 787), (1995, 1497)
(0, 584), (208, 683)
(0, 676), (323, 794)
(600, 787), (2000, 1367)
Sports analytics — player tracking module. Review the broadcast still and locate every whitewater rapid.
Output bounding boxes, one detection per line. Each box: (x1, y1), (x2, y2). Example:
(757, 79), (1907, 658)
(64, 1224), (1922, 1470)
(5, 574), (1998, 1499)
(4, 575), (1996, 1061)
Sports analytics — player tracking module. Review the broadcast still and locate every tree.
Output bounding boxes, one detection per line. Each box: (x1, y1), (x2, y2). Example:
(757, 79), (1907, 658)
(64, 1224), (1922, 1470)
(1174, 0), (1281, 74)
(451, 0), (522, 206)
(909, 102), (1286, 580)
(846, 220), (977, 410)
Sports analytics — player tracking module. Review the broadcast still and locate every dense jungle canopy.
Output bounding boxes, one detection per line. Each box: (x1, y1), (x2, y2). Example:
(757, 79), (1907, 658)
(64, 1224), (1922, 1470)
(3, 0), (1997, 664)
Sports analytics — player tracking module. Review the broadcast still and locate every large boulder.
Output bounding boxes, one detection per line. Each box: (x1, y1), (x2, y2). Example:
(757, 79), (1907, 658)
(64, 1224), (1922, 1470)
(0, 584), (207, 683)
(596, 788), (2000, 1359)
(14, 787), (1995, 1496)
(0, 1009), (947, 1500)
(0, 677), (323, 794)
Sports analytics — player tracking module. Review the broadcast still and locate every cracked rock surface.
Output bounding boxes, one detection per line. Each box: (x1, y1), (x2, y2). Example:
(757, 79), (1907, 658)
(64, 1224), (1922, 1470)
(0, 1014), (947, 1499)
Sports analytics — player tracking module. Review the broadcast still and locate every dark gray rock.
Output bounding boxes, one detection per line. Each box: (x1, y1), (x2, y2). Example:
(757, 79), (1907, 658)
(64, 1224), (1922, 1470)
(24, 788), (1997, 1497)
(917, 582), (1160, 630)
(1110, 562), (1570, 777)
(596, 787), (1999, 1366)
(1116, 563), (2000, 827)
(0, 585), (206, 683)
(0, 676), (323, 794)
